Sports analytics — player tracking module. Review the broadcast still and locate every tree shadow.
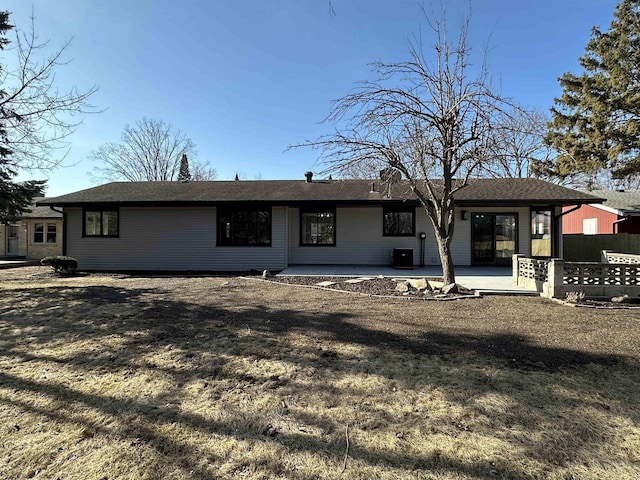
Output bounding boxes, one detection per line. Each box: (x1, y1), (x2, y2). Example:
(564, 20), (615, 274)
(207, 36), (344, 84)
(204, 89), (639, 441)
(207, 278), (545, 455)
(0, 281), (638, 478)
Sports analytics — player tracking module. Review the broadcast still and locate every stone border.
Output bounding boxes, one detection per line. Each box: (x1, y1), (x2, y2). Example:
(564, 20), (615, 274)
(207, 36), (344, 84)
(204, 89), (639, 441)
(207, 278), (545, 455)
(243, 276), (482, 302)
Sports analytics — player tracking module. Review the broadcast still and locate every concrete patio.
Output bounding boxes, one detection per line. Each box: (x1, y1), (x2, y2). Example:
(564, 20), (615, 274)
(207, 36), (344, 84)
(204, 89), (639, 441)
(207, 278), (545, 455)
(278, 265), (536, 295)
(0, 259), (39, 269)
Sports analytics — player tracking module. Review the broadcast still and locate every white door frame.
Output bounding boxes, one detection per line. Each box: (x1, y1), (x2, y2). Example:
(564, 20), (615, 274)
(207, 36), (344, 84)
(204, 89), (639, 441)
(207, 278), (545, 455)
(6, 224), (19, 256)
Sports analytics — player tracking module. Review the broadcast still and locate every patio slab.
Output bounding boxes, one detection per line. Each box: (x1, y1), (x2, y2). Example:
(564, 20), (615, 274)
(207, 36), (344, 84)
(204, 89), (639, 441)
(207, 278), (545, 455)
(278, 265), (535, 295)
(0, 259), (39, 270)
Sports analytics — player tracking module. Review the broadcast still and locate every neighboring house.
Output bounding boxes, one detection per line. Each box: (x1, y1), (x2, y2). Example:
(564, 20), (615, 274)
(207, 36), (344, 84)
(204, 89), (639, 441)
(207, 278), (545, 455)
(37, 176), (602, 271)
(0, 198), (63, 259)
(562, 189), (640, 234)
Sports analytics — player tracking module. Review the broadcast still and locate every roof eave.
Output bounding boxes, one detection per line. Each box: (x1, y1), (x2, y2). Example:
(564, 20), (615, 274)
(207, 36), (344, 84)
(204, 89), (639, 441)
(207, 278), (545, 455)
(36, 199), (422, 208)
(455, 198), (604, 207)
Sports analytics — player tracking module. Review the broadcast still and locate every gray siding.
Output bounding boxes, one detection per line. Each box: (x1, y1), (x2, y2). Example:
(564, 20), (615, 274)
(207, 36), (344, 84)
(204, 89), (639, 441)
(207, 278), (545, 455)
(289, 205), (531, 266)
(65, 206), (288, 271)
(63, 204), (533, 270)
(289, 206), (438, 266)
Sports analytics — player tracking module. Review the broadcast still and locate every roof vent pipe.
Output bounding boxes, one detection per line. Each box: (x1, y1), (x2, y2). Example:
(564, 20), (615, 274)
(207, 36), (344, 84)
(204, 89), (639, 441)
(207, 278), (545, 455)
(304, 171), (313, 183)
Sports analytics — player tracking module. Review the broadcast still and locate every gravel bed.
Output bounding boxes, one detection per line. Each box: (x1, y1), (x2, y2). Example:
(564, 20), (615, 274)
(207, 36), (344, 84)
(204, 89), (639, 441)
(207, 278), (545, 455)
(270, 275), (467, 298)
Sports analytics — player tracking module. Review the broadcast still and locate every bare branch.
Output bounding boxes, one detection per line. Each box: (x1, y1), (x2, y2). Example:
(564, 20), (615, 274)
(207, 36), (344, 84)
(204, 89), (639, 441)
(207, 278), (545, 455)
(289, 6), (520, 284)
(90, 118), (217, 182)
(0, 10), (99, 172)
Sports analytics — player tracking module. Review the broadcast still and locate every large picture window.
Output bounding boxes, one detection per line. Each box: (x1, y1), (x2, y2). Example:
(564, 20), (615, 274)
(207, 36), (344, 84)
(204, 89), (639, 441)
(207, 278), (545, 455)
(34, 223), (57, 243)
(300, 209), (335, 246)
(383, 206), (415, 236)
(218, 207), (271, 246)
(83, 208), (119, 237)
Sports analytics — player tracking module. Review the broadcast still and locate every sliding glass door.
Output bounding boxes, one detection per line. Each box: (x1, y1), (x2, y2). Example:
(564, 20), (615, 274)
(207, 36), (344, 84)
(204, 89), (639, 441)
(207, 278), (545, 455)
(472, 213), (518, 265)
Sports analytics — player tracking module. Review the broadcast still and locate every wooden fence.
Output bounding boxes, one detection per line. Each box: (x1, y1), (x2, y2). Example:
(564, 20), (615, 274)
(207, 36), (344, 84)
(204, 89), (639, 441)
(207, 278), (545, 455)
(563, 233), (640, 261)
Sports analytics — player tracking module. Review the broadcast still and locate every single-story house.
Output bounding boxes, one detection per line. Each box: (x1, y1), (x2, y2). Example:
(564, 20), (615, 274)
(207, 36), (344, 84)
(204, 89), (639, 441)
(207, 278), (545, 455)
(562, 189), (640, 234)
(37, 176), (603, 271)
(0, 198), (63, 260)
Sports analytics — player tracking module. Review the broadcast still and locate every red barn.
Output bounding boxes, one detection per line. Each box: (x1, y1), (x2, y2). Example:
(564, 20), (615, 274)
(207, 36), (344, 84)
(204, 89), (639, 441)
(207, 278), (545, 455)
(563, 190), (640, 234)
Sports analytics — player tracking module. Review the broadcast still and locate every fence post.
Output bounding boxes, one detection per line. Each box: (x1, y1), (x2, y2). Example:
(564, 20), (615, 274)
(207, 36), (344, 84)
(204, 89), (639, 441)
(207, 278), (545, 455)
(546, 258), (565, 298)
(512, 254), (523, 286)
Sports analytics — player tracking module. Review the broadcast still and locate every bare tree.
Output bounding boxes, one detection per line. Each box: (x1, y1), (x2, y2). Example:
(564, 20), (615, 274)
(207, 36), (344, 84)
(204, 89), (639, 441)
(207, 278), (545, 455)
(1, 10), (96, 221)
(0, 10), (98, 172)
(478, 109), (551, 178)
(91, 118), (216, 182)
(190, 161), (217, 181)
(292, 12), (514, 285)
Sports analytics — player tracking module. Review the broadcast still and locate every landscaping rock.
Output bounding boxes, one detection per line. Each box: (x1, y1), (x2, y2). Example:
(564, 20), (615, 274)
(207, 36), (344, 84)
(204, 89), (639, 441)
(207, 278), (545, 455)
(316, 281), (336, 287)
(262, 270), (272, 279)
(395, 281), (409, 293)
(407, 278), (430, 291)
(344, 277), (373, 284)
(442, 283), (459, 295)
(456, 284), (474, 295)
(611, 294), (630, 303)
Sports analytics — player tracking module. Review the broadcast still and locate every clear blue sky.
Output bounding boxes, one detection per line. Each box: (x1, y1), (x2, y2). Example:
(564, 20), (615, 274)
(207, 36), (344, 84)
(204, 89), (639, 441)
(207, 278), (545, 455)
(6, 0), (619, 197)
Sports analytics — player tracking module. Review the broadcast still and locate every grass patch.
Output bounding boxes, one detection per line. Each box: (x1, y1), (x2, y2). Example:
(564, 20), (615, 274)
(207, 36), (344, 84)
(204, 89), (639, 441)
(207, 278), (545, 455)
(1, 267), (639, 479)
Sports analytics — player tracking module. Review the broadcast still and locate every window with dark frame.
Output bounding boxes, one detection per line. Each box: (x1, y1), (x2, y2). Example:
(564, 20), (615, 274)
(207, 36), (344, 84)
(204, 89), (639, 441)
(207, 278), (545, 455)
(83, 208), (118, 237)
(47, 223), (57, 243)
(530, 208), (552, 257)
(300, 209), (335, 246)
(34, 223), (44, 243)
(383, 206), (415, 236)
(33, 222), (57, 244)
(218, 207), (272, 246)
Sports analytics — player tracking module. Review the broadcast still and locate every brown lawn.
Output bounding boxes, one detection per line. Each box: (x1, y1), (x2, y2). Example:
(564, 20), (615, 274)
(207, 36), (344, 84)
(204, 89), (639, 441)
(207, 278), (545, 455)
(0, 267), (639, 479)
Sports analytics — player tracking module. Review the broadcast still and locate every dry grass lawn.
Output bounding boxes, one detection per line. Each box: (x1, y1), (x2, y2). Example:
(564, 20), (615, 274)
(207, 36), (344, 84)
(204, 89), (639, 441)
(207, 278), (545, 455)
(0, 267), (639, 479)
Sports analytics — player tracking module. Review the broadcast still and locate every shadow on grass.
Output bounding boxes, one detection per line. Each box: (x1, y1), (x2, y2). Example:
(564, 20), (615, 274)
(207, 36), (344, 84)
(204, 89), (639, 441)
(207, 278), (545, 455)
(0, 282), (638, 479)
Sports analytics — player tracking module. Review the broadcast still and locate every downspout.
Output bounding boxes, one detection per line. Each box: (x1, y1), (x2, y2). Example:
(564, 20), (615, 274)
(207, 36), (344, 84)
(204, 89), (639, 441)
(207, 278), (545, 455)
(554, 204), (584, 258)
(556, 204), (583, 219)
(49, 207), (66, 256)
(612, 217), (628, 234)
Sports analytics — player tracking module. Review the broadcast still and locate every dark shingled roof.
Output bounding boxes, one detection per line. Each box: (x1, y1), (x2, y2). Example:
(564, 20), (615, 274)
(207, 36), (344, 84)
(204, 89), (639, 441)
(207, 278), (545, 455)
(38, 178), (604, 207)
(21, 198), (62, 218)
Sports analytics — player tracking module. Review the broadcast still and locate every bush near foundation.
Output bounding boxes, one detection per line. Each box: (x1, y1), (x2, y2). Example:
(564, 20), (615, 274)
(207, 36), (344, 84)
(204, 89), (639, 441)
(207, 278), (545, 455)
(40, 256), (78, 275)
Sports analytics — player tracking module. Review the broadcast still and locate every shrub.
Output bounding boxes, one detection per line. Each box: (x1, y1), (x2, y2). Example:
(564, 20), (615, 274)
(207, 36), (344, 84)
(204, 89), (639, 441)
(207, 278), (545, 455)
(40, 256), (78, 275)
(565, 291), (585, 304)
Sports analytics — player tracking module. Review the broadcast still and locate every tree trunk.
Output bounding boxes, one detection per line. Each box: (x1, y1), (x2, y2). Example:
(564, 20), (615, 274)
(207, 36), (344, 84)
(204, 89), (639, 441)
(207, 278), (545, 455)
(435, 232), (456, 285)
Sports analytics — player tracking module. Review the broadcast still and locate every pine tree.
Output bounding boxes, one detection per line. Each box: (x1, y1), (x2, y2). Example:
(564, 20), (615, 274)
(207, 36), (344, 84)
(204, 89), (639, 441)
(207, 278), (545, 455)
(545, 0), (640, 184)
(0, 12), (46, 223)
(178, 153), (191, 182)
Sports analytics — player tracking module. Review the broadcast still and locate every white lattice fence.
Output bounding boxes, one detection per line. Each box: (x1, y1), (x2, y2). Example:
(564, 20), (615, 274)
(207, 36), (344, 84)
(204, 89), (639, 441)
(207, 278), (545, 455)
(601, 250), (640, 265)
(514, 256), (549, 291)
(514, 255), (640, 298)
(517, 257), (548, 282)
(564, 262), (640, 286)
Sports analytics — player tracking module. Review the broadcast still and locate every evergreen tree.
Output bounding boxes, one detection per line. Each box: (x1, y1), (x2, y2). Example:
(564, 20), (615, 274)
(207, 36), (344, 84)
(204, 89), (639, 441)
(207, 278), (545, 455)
(0, 12), (45, 223)
(178, 154), (191, 182)
(545, 0), (640, 184)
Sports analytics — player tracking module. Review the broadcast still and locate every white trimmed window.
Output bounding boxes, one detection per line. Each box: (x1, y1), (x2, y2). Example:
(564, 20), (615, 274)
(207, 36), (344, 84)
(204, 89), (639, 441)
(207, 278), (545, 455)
(583, 218), (597, 235)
